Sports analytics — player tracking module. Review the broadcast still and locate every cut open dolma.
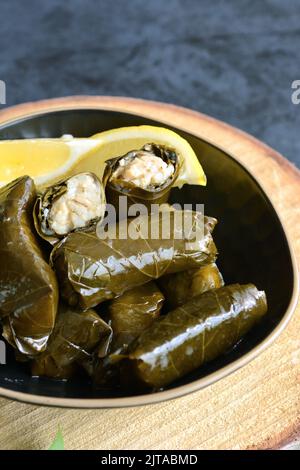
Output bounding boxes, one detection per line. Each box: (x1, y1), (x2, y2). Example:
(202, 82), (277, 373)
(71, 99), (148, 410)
(31, 304), (112, 379)
(103, 143), (180, 214)
(123, 284), (267, 389)
(158, 263), (224, 309)
(34, 172), (106, 245)
(0, 176), (58, 355)
(51, 210), (217, 309)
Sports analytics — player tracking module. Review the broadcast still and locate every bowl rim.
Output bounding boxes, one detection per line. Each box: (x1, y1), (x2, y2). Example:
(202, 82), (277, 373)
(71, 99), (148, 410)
(0, 104), (298, 409)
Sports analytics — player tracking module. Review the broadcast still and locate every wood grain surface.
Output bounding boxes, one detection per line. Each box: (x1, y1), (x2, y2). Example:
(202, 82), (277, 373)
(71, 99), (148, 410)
(0, 96), (299, 450)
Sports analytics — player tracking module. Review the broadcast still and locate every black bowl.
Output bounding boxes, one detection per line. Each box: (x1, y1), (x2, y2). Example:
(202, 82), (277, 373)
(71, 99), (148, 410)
(0, 108), (297, 407)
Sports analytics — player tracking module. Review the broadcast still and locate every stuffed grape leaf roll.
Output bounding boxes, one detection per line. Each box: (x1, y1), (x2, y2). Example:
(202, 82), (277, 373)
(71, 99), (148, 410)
(33, 172), (106, 245)
(0, 176), (58, 355)
(92, 282), (164, 389)
(51, 210), (217, 309)
(103, 143), (180, 213)
(158, 263), (224, 309)
(108, 282), (164, 351)
(31, 304), (112, 379)
(123, 284), (267, 389)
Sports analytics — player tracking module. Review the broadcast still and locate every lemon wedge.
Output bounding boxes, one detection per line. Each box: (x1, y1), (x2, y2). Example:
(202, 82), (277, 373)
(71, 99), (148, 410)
(88, 125), (206, 188)
(0, 137), (104, 188)
(0, 126), (206, 190)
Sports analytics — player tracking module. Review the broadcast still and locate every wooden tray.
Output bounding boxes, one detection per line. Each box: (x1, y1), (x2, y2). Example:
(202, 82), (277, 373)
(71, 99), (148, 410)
(0, 96), (299, 450)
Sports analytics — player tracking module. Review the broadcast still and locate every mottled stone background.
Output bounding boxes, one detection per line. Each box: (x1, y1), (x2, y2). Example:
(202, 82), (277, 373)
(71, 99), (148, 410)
(0, 0), (299, 167)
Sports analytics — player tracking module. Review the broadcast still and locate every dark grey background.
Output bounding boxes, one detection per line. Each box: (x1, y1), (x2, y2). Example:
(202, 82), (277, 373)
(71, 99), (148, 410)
(0, 0), (299, 167)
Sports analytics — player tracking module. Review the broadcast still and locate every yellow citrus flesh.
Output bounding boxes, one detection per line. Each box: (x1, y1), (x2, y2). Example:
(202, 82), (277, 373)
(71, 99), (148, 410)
(0, 138), (104, 188)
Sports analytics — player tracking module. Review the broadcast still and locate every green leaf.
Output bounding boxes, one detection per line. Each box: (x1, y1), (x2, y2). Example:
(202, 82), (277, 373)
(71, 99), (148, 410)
(48, 428), (64, 450)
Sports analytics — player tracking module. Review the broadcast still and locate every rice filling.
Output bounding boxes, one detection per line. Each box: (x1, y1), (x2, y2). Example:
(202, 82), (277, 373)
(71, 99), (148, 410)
(49, 173), (104, 235)
(112, 150), (175, 190)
